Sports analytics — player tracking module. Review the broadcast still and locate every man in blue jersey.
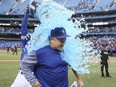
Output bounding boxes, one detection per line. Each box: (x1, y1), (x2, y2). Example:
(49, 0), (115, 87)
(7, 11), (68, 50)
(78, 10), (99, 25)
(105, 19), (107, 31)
(20, 27), (84, 87)
(11, 6), (32, 87)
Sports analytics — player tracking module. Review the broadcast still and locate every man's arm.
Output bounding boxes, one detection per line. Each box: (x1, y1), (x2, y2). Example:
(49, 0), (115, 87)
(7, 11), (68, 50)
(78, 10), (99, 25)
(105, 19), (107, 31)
(72, 69), (84, 87)
(21, 6), (29, 39)
(20, 6), (30, 60)
(20, 51), (41, 87)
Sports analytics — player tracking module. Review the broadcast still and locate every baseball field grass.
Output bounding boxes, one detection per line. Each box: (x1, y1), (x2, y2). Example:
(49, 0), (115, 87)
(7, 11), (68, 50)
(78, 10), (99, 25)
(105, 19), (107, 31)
(0, 49), (116, 87)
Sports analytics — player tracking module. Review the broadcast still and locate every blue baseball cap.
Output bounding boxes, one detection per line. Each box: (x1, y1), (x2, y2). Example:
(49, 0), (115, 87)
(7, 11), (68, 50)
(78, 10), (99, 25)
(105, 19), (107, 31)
(50, 27), (70, 38)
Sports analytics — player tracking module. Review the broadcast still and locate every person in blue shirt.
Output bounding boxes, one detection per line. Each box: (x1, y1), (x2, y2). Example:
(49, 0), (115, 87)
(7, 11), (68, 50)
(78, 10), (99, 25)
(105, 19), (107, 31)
(20, 27), (84, 87)
(11, 6), (32, 87)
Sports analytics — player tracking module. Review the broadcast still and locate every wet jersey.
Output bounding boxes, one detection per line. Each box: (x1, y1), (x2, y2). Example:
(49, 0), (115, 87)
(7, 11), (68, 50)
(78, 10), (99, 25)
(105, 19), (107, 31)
(35, 46), (68, 87)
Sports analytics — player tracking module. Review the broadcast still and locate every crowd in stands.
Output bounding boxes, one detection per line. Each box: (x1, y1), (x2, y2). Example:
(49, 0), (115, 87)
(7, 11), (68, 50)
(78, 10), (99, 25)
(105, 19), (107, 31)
(66, 0), (116, 12)
(80, 26), (116, 54)
(0, 34), (116, 54)
(76, 15), (116, 20)
(83, 26), (116, 33)
(83, 35), (116, 53)
(0, 27), (33, 34)
(0, 40), (21, 49)
(0, 25), (116, 56)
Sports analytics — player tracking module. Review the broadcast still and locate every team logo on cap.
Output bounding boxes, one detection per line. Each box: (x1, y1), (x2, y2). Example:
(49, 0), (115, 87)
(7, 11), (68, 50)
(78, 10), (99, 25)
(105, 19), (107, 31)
(61, 29), (65, 34)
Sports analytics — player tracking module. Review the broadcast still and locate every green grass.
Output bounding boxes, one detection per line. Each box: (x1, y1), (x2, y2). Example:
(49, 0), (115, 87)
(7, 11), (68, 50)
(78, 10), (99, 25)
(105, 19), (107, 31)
(0, 50), (20, 60)
(0, 62), (19, 87)
(0, 49), (116, 87)
(68, 60), (116, 87)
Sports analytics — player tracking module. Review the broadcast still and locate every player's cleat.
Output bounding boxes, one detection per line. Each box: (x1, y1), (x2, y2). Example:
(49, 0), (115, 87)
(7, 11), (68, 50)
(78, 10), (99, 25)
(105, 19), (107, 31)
(106, 75), (111, 77)
(101, 75), (105, 78)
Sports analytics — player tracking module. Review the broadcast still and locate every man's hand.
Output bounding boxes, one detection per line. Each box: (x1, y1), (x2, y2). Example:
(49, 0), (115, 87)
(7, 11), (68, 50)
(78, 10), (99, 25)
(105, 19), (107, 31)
(77, 79), (84, 87)
(25, 5), (29, 12)
(33, 80), (42, 87)
(72, 69), (84, 87)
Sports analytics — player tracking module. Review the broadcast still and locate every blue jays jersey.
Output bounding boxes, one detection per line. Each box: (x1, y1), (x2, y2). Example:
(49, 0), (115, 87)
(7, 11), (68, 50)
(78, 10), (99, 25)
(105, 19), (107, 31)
(35, 46), (68, 87)
(21, 37), (30, 60)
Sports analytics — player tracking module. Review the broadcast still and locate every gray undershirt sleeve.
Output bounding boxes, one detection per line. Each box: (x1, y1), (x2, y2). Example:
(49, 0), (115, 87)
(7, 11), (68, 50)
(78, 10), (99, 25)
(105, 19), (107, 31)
(20, 51), (37, 86)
